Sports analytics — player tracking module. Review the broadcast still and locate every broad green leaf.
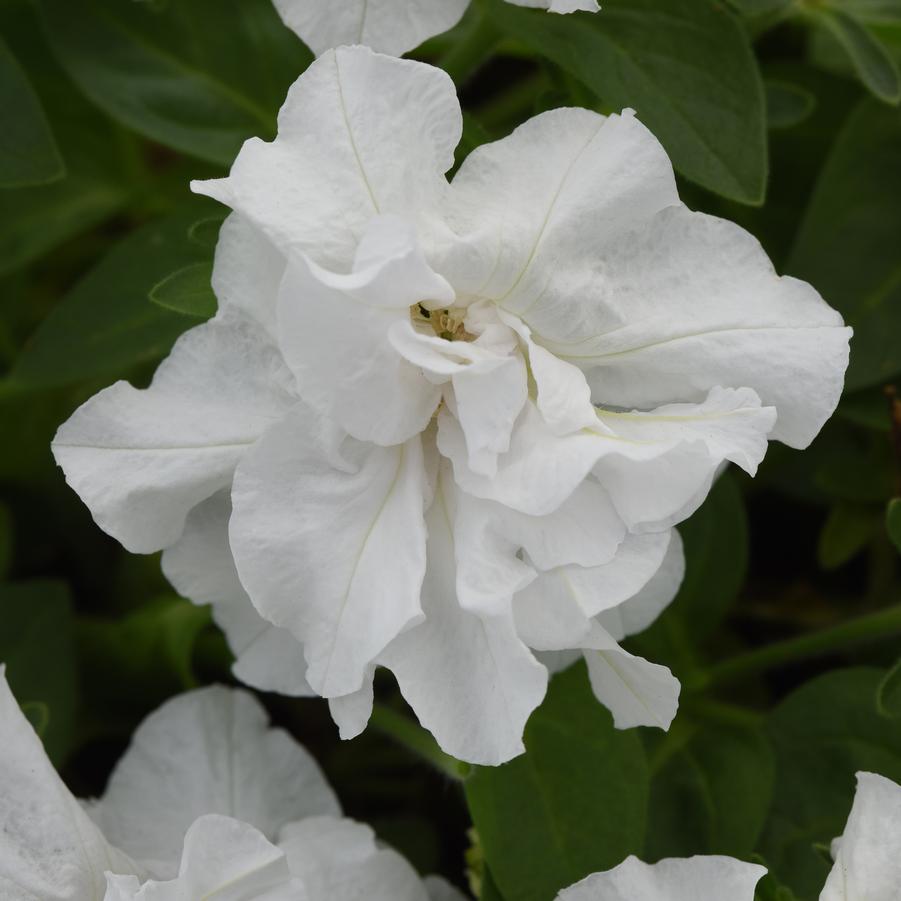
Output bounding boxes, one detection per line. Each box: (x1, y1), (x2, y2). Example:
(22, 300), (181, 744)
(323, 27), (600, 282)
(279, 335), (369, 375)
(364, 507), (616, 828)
(832, 0), (901, 27)
(77, 595), (211, 736)
(888, 497), (901, 552)
(38, 0), (311, 165)
(0, 580), (78, 762)
(0, 0), (129, 275)
(876, 654), (901, 716)
(816, 9), (901, 103)
(761, 667), (901, 898)
(790, 98), (901, 389)
(149, 260), (217, 319)
(633, 473), (748, 673)
(817, 502), (880, 569)
(8, 204), (218, 390)
(766, 80), (817, 129)
(465, 663), (648, 901)
(0, 35), (64, 188)
(480, 0), (767, 203)
(645, 720), (774, 860)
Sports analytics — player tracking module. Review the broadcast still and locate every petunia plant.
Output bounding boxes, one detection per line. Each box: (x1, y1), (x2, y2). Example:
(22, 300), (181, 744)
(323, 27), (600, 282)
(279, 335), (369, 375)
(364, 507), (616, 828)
(0, 1), (900, 900)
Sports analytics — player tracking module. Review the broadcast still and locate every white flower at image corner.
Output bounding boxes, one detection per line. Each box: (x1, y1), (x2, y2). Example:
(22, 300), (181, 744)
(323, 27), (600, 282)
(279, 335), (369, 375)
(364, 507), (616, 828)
(0, 667), (465, 901)
(820, 771), (901, 900)
(556, 855), (766, 901)
(271, 0), (599, 59)
(51, 46), (851, 765)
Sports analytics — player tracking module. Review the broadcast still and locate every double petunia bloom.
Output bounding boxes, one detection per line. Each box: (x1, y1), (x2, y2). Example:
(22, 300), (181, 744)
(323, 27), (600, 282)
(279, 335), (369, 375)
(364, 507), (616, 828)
(0, 669), (463, 901)
(272, 0), (600, 58)
(53, 46), (850, 765)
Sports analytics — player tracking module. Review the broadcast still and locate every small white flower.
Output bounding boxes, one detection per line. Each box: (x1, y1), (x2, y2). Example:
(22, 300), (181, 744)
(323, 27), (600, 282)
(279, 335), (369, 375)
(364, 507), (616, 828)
(821, 771), (901, 901)
(0, 668), (459, 901)
(271, 0), (599, 58)
(556, 855), (766, 901)
(53, 47), (850, 765)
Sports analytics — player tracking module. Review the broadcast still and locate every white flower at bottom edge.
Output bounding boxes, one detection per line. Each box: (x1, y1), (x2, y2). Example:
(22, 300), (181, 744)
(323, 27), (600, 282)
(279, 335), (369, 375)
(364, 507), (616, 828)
(0, 669), (461, 901)
(556, 855), (766, 901)
(820, 771), (901, 901)
(271, 0), (599, 59)
(52, 46), (850, 766)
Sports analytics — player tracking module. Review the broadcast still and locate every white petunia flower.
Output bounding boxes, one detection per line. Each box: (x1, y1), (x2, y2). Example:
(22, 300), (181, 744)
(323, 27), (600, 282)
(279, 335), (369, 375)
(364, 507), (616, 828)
(271, 0), (599, 58)
(820, 771), (901, 901)
(0, 668), (460, 901)
(556, 855), (766, 901)
(53, 47), (850, 765)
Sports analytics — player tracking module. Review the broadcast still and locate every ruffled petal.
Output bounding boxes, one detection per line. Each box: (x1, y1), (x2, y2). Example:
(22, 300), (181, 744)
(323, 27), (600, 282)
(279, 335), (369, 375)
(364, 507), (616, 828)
(51, 312), (295, 553)
(328, 672), (375, 741)
(557, 855), (766, 901)
(230, 407), (429, 698)
(194, 46), (461, 272)
(272, 0), (469, 57)
(90, 687), (339, 879)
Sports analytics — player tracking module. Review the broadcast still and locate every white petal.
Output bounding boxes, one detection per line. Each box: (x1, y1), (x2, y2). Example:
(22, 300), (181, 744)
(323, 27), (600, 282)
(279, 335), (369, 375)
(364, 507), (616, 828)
(539, 207), (851, 450)
(194, 47), (461, 272)
(581, 624), (680, 731)
(593, 387), (776, 531)
(272, 0), (469, 57)
(441, 109), (677, 304)
(212, 213), (286, 339)
(514, 531), (673, 648)
(230, 407), (429, 698)
(424, 875), (470, 901)
(277, 216), (450, 446)
(380, 478), (548, 765)
(280, 816), (429, 901)
(52, 313), (295, 554)
(108, 816), (292, 901)
(821, 771), (901, 901)
(0, 668), (137, 901)
(598, 529), (684, 641)
(508, 0), (598, 11)
(90, 687), (339, 878)
(161, 492), (313, 697)
(557, 855), (766, 901)
(328, 673), (375, 741)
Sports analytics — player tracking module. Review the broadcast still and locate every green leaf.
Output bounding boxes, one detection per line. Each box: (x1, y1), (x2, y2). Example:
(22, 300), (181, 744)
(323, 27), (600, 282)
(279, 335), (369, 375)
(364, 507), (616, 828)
(465, 663), (648, 901)
(0, 35), (64, 188)
(0, 0), (129, 275)
(790, 98), (901, 389)
(0, 502), (11, 580)
(876, 655), (901, 717)
(37, 0), (311, 165)
(766, 80), (817, 129)
(480, 0), (767, 203)
(817, 10), (901, 104)
(0, 580), (78, 762)
(149, 260), (217, 319)
(835, 0), (901, 25)
(9, 204), (218, 390)
(645, 720), (774, 860)
(761, 667), (901, 897)
(817, 502), (880, 569)
(888, 497), (901, 552)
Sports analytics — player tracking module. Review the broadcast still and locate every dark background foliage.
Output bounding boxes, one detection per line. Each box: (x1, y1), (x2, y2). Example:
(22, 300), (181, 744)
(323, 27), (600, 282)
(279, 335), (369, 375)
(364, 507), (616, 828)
(1, 0), (900, 898)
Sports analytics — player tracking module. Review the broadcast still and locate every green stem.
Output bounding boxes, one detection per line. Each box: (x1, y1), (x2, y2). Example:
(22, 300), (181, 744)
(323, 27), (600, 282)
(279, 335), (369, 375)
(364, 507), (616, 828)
(370, 704), (468, 781)
(437, 11), (501, 86)
(692, 604), (901, 691)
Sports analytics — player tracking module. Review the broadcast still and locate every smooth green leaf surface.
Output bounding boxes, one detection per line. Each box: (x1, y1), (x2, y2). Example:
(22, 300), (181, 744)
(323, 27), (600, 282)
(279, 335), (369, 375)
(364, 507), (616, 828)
(481, 0), (768, 202)
(38, 0), (311, 165)
(761, 667), (901, 898)
(645, 721), (774, 860)
(0, 36), (64, 188)
(818, 502), (880, 569)
(149, 260), (217, 319)
(0, 580), (77, 762)
(817, 10), (901, 103)
(766, 80), (817, 129)
(888, 497), (901, 552)
(465, 663), (648, 901)
(876, 655), (901, 716)
(9, 204), (218, 390)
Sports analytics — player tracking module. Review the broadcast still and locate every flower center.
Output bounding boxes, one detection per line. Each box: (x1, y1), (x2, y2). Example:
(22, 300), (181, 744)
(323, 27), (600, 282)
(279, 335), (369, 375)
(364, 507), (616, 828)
(411, 303), (476, 342)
